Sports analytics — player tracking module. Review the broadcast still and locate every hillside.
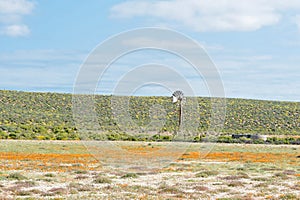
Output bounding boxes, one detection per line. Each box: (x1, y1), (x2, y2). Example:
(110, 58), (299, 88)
(0, 90), (299, 140)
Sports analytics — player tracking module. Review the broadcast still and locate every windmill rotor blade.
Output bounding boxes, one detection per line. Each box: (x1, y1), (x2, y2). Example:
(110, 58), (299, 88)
(172, 90), (184, 102)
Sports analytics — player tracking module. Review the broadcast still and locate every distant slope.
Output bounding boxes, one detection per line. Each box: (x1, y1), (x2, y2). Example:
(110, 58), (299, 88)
(0, 90), (299, 140)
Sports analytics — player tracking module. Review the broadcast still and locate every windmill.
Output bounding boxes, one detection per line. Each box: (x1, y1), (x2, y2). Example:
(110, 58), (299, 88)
(172, 90), (184, 137)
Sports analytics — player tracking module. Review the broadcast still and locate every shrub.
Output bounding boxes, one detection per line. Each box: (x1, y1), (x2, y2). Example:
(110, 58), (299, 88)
(121, 173), (138, 179)
(238, 137), (253, 144)
(15, 190), (32, 196)
(7, 172), (27, 180)
(253, 139), (265, 144)
(196, 170), (219, 178)
(93, 176), (112, 184)
(193, 136), (201, 142)
(158, 183), (181, 194)
(193, 185), (209, 191)
(217, 136), (234, 143)
(74, 170), (88, 174)
(279, 193), (298, 200)
(227, 181), (244, 187)
(44, 173), (55, 177)
(161, 135), (172, 141)
(274, 172), (288, 179)
(8, 133), (17, 139)
(0, 131), (8, 139)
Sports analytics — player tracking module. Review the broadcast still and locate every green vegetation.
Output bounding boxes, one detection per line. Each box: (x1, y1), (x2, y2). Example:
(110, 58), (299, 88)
(215, 135), (300, 145)
(121, 173), (138, 179)
(195, 170), (219, 178)
(7, 172), (27, 180)
(0, 90), (299, 141)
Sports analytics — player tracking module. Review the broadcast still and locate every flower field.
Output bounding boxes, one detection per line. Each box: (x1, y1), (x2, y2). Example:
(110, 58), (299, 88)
(0, 140), (299, 199)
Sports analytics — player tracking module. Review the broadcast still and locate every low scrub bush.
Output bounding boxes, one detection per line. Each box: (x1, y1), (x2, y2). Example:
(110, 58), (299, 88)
(7, 172), (27, 180)
(93, 176), (112, 184)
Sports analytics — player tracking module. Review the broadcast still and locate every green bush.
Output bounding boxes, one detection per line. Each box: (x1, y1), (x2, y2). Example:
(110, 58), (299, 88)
(8, 133), (17, 139)
(217, 136), (234, 143)
(93, 176), (112, 184)
(7, 172), (27, 180)
(196, 170), (219, 178)
(121, 173), (138, 179)
(0, 131), (8, 139)
(253, 139), (265, 144)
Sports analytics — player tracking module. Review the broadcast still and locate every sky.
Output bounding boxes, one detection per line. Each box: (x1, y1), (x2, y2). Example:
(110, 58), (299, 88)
(0, 0), (300, 101)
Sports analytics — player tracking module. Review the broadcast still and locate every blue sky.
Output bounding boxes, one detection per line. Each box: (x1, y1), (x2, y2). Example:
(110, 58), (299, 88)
(0, 0), (299, 101)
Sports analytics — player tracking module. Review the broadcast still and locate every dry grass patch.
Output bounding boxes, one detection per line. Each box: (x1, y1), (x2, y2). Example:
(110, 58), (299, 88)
(158, 182), (182, 194)
(222, 175), (243, 180)
(193, 185), (209, 191)
(279, 193), (298, 200)
(75, 174), (89, 180)
(252, 177), (268, 181)
(236, 172), (250, 178)
(227, 181), (245, 187)
(273, 172), (289, 179)
(254, 182), (269, 188)
(69, 183), (93, 192)
(42, 187), (68, 196)
(14, 190), (32, 196)
(290, 182), (300, 190)
(283, 170), (296, 175)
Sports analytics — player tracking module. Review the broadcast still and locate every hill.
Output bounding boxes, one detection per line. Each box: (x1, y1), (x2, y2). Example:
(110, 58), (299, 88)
(0, 90), (299, 141)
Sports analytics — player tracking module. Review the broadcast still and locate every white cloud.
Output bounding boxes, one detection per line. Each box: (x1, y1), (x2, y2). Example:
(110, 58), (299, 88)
(0, 0), (35, 37)
(0, 0), (34, 14)
(1, 24), (30, 37)
(111, 0), (300, 32)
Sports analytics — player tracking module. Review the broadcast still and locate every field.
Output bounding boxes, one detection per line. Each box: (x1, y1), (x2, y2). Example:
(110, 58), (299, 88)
(0, 140), (299, 199)
(0, 90), (299, 199)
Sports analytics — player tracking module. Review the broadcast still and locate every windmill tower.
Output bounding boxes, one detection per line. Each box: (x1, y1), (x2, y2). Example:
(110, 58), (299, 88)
(172, 90), (184, 138)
